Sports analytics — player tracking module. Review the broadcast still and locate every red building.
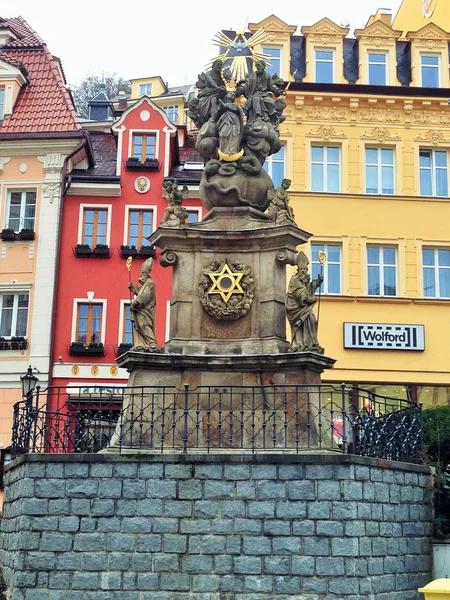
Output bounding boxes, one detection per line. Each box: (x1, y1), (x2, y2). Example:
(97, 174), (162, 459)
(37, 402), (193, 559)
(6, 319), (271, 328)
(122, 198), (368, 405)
(51, 97), (203, 404)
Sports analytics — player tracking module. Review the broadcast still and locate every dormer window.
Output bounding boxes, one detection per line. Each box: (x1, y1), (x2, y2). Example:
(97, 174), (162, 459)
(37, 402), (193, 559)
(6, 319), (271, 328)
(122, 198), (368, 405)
(139, 83), (152, 96)
(263, 47), (282, 77)
(368, 53), (388, 85)
(0, 28), (17, 46)
(421, 54), (440, 88)
(315, 49), (335, 83)
(132, 134), (156, 162)
(0, 88), (4, 121)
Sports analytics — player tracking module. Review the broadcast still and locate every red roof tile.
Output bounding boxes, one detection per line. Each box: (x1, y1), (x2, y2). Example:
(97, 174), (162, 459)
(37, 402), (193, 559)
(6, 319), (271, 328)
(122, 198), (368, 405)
(0, 16), (79, 133)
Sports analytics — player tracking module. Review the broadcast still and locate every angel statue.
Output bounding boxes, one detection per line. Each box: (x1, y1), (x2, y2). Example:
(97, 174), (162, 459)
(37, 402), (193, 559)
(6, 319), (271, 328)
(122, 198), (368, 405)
(161, 181), (189, 227)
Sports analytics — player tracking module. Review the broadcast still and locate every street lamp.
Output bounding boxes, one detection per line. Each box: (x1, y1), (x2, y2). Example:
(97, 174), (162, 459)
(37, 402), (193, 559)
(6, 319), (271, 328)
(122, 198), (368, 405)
(21, 365), (38, 399)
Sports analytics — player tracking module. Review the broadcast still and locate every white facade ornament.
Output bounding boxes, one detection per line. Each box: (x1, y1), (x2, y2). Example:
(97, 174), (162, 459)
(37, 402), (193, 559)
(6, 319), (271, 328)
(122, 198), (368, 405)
(135, 176), (150, 193)
(19, 162), (28, 174)
(423, 0), (436, 18)
(42, 181), (61, 205)
(0, 156), (11, 174)
(140, 110), (150, 121)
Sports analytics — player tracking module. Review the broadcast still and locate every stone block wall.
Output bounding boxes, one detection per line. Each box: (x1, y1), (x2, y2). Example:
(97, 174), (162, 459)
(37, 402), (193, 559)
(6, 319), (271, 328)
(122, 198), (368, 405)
(0, 453), (432, 600)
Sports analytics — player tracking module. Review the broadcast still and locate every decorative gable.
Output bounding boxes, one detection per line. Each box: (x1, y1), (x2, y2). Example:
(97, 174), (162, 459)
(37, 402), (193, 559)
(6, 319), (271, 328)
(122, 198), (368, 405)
(407, 22), (450, 42)
(302, 18), (349, 38)
(355, 20), (402, 41)
(0, 58), (27, 117)
(248, 14), (297, 35)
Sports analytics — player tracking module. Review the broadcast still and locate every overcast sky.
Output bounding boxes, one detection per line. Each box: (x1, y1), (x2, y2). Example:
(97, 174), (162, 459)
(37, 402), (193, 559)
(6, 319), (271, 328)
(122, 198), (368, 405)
(1, 0), (403, 87)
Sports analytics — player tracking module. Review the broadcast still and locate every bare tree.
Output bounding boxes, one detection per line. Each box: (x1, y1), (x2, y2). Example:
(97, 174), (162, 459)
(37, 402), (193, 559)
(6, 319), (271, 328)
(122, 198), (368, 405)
(70, 73), (131, 118)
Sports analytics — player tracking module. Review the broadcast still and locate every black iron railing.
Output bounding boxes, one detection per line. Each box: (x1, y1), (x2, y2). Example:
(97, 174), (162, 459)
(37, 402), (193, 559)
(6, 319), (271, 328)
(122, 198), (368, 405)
(11, 384), (423, 462)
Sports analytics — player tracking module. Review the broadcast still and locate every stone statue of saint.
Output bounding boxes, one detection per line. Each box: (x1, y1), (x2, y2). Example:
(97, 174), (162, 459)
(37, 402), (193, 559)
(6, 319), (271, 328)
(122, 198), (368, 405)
(236, 60), (286, 127)
(286, 252), (324, 354)
(217, 92), (244, 160)
(161, 181), (189, 227)
(128, 258), (160, 352)
(267, 179), (295, 225)
(188, 59), (227, 128)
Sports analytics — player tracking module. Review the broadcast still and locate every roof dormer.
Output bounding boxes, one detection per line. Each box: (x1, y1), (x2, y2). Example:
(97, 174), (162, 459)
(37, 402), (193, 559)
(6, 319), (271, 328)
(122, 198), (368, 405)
(354, 19), (402, 85)
(0, 27), (17, 46)
(0, 58), (27, 121)
(247, 15), (297, 80)
(301, 18), (350, 84)
(406, 22), (450, 87)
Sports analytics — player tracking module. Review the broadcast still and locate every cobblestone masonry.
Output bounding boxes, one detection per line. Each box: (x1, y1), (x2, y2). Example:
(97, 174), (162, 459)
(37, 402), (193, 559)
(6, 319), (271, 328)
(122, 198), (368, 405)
(0, 454), (432, 600)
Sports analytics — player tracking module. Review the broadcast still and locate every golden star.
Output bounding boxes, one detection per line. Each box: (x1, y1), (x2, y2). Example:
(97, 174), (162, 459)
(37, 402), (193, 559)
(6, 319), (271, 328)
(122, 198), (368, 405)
(207, 262), (245, 303)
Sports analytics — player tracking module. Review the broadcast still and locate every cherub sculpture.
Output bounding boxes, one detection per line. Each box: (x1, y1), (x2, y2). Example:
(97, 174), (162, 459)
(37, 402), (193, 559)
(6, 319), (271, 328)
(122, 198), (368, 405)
(161, 181), (189, 227)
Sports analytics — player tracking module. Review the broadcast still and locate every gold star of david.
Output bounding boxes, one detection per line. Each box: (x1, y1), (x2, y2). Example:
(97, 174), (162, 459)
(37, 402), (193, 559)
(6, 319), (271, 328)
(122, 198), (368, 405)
(207, 263), (244, 303)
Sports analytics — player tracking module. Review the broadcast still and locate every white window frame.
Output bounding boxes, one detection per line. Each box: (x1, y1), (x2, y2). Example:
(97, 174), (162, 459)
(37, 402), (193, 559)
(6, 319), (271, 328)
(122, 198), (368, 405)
(419, 149), (449, 197)
(6, 188), (37, 232)
(262, 46), (282, 77)
(139, 83), (152, 96)
(368, 52), (388, 86)
(365, 147), (395, 195)
(0, 290), (30, 338)
(164, 105), (179, 123)
(128, 129), (160, 161)
(311, 145), (340, 193)
(314, 48), (335, 84)
(420, 53), (440, 88)
(263, 144), (286, 187)
(0, 88), (4, 120)
(310, 242), (342, 295)
(118, 299), (133, 345)
(367, 245), (398, 297)
(123, 205), (158, 246)
(185, 207), (203, 224)
(77, 203), (112, 246)
(422, 247), (450, 298)
(71, 298), (107, 345)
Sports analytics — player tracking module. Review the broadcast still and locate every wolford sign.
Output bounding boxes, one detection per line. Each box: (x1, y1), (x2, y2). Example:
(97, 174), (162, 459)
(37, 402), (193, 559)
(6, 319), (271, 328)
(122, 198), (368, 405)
(344, 323), (425, 351)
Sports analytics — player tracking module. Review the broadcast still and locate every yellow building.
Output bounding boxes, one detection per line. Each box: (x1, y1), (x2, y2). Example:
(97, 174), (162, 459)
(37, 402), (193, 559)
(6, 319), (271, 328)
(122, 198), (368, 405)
(126, 76), (194, 127)
(247, 1), (450, 408)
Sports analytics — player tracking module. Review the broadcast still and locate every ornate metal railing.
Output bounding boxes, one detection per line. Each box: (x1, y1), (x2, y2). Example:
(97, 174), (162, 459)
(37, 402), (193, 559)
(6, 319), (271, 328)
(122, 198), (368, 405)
(11, 384), (423, 462)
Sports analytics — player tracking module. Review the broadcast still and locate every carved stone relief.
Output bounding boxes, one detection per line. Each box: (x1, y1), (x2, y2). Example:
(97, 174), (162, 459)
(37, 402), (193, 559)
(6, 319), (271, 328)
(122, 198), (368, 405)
(305, 106), (347, 121)
(414, 111), (450, 126)
(360, 127), (401, 142)
(359, 108), (401, 124)
(199, 259), (254, 321)
(306, 125), (346, 140)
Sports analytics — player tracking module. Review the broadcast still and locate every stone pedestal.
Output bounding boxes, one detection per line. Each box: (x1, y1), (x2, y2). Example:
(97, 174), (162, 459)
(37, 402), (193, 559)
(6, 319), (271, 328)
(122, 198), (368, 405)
(152, 207), (311, 355)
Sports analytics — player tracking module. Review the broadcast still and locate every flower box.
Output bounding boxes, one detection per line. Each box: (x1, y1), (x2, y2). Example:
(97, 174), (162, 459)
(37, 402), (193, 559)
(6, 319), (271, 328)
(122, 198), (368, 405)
(69, 342), (105, 356)
(138, 245), (156, 258)
(120, 245), (138, 259)
(117, 343), (133, 357)
(125, 158), (160, 171)
(74, 244), (92, 258)
(0, 337), (27, 351)
(1, 229), (16, 241)
(92, 245), (110, 258)
(18, 229), (35, 241)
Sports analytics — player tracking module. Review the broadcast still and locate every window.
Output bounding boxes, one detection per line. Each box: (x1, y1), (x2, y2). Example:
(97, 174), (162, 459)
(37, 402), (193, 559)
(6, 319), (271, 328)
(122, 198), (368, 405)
(367, 246), (397, 296)
(186, 209), (201, 224)
(368, 53), (387, 85)
(0, 293), (28, 337)
(83, 208), (108, 246)
(122, 303), (133, 344)
(421, 54), (440, 88)
(365, 148), (394, 194)
(311, 146), (340, 192)
(6, 190), (36, 232)
(263, 144), (285, 188)
(423, 248), (450, 298)
(139, 83), (152, 96)
(132, 134), (156, 162)
(164, 106), (179, 123)
(127, 209), (153, 247)
(315, 49), (334, 83)
(311, 243), (341, 294)
(262, 47), (282, 77)
(76, 303), (103, 344)
(0, 89), (4, 121)
(420, 150), (448, 197)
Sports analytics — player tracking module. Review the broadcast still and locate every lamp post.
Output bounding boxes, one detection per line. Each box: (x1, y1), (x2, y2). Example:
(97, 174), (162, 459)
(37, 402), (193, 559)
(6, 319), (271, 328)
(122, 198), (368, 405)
(20, 365), (39, 453)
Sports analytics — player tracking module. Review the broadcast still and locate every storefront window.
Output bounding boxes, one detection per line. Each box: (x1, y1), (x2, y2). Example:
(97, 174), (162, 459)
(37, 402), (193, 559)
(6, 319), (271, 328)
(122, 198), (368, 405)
(417, 386), (450, 409)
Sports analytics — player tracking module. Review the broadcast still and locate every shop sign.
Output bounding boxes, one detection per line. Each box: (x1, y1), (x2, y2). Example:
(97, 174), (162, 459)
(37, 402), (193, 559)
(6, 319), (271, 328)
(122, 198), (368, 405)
(344, 323), (425, 351)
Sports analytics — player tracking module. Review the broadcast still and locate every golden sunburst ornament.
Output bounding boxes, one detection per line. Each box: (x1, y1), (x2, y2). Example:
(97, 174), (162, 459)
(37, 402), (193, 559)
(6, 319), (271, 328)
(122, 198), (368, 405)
(207, 262), (245, 303)
(211, 24), (272, 83)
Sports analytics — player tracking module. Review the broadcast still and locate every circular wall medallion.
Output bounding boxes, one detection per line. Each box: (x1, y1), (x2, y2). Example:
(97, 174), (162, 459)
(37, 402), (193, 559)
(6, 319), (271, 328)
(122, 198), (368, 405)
(199, 259), (254, 320)
(71, 365), (79, 376)
(140, 109), (150, 121)
(19, 162), (28, 174)
(110, 366), (118, 377)
(91, 366), (99, 376)
(134, 176), (150, 194)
